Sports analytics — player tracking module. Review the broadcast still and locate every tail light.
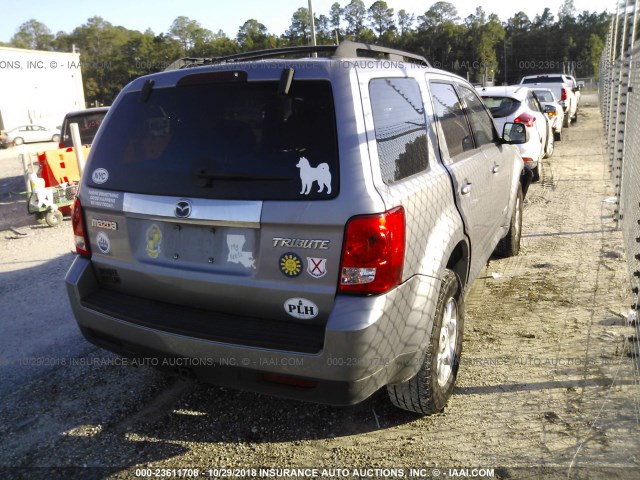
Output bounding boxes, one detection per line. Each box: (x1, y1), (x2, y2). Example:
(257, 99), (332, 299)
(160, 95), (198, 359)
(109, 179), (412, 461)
(561, 88), (568, 101)
(72, 198), (91, 257)
(339, 206), (405, 295)
(514, 113), (536, 128)
(59, 142), (64, 149)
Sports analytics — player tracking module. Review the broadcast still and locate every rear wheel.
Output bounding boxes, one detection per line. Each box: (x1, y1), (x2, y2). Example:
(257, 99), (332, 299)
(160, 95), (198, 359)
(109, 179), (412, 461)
(387, 270), (463, 415)
(554, 130), (562, 142)
(496, 185), (523, 258)
(544, 133), (554, 158)
(52, 134), (60, 143)
(563, 114), (570, 129)
(531, 164), (540, 182)
(14, 137), (24, 145)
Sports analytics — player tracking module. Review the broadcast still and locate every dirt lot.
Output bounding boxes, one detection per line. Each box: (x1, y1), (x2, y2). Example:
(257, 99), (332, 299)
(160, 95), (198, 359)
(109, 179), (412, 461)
(0, 97), (638, 480)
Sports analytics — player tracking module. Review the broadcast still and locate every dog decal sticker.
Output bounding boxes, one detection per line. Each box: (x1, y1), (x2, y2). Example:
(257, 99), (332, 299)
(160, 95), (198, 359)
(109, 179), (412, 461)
(296, 157), (332, 195)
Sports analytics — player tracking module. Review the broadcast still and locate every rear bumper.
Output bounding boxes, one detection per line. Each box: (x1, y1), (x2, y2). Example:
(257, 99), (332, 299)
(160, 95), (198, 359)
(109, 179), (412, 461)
(65, 257), (438, 405)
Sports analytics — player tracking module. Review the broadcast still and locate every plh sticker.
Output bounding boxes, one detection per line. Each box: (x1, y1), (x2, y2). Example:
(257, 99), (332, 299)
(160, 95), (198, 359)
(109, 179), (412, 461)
(96, 231), (111, 254)
(91, 168), (109, 184)
(279, 252), (302, 277)
(296, 157), (332, 195)
(284, 298), (318, 320)
(145, 224), (162, 258)
(307, 257), (327, 278)
(226, 234), (256, 269)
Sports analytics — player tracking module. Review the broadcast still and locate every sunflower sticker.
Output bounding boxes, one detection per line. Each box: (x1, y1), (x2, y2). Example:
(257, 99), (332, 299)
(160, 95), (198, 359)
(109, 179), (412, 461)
(279, 252), (302, 278)
(145, 224), (162, 259)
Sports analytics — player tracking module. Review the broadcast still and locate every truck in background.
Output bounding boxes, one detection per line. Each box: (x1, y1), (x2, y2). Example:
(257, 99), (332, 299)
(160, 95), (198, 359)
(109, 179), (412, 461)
(520, 74), (581, 128)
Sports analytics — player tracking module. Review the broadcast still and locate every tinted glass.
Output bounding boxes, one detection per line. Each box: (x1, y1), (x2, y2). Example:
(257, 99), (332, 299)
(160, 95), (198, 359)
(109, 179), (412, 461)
(370, 78), (428, 183)
(481, 96), (522, 119)
(61, 111), (108, 147)
(458, 86), (498, 147)
(430, 82), (473, 158)
(87, 81), (339, 200)
(533, 90), (555, 102)
(521, 76), (565, 84)
(527, 93), (542, 112)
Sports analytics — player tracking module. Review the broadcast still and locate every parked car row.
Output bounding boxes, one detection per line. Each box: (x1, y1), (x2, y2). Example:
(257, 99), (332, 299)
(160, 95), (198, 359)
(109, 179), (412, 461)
(476, 74), (580, 182)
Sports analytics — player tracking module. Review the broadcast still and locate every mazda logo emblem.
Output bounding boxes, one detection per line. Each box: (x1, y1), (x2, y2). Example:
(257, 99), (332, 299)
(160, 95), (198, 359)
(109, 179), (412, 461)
(175, 200), (192, 218)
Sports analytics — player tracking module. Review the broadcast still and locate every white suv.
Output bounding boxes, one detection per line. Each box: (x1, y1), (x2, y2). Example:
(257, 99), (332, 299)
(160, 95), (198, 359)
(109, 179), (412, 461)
(478, 85), (553, 181)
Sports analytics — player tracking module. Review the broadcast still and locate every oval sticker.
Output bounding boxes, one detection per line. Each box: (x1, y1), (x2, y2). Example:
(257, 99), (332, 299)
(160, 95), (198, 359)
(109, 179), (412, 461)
(96, 231), (111, 254)
(284, 298), (318, 320)
(91, 168), (109, 184)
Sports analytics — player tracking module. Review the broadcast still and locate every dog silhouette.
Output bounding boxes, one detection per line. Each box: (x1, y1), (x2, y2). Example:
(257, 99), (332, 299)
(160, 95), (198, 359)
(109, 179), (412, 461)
(296, 157), (332, 195)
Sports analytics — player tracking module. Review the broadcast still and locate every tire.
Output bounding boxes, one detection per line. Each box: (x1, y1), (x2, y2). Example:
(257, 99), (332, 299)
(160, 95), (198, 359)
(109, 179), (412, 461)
(544, 133), (554, 159)
(531, 164), (540, 182)
(387, 269), (463, 415)
(52, 134), (60, 143)
(14, 137), (24, 145)
(563, 114), (570, 129)
(45, 210), (63, 227)
(496, 185), (523, 258)
(554, 130), (562, 142)
(572, 111), (578, 123)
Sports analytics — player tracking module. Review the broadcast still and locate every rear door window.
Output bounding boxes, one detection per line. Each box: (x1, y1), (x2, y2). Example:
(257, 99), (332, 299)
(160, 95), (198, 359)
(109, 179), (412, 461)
(457, 86), (498, 147)
(429, 82), (473, 158)
(369, 78), (428, 183)
(87, 80), (339, 200)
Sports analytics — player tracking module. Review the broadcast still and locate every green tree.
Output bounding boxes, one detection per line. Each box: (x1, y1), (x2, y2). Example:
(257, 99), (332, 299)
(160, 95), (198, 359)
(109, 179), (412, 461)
(368, 1), (395, 39)
(11, 19), (54, 50)
(344, 0), (367, 38)
(315, 15), (335, 44)
(329, 2), (343, 38)
(284, 7), (311, 45)
(397, 10), (414, 36)
(169, 16), (213, 56)
(237, 19), (277, 50)
(506, 12), (531, 32)
(418, 2), (459, 29)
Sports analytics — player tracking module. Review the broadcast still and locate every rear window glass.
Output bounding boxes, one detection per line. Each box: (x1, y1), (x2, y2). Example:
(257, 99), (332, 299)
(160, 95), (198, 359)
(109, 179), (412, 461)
(369, 78), (428, 183)
(87, 80), (339, 200)
(61, 111), (108, 147)
(521, 76), (564, 84)
(533, 90), (555, 102)
(481, 96), (521, 118)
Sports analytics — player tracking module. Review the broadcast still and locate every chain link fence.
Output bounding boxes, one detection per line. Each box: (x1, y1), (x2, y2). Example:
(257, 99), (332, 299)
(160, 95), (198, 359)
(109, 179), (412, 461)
(600, 0), (640, 316)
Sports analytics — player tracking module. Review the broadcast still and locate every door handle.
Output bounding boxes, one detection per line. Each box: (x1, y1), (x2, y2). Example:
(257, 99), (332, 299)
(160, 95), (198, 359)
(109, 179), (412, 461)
(492, 165), (500, 174)
(461, 183), (472, 195)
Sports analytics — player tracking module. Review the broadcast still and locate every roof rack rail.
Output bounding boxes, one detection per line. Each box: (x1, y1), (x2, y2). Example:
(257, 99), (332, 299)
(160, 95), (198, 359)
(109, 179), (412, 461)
(164, 40), (430, 71)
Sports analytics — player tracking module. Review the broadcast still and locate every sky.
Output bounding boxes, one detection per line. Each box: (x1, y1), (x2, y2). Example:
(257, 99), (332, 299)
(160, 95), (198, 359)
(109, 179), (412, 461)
(0, 0), (612, 44)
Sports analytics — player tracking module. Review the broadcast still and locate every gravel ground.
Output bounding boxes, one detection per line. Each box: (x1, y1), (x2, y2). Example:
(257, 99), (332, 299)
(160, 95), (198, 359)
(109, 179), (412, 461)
(0, 97), (638, 480)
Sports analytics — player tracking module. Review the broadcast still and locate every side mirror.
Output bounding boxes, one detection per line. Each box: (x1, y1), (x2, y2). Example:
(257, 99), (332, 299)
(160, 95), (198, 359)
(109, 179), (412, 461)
(502, 122), (528, 145)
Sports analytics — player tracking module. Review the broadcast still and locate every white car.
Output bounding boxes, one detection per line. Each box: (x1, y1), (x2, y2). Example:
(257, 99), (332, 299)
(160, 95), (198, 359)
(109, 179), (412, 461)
(3, 124), (60, 146)
(532, 88), (565, 142)
(477, 86), (553, 182)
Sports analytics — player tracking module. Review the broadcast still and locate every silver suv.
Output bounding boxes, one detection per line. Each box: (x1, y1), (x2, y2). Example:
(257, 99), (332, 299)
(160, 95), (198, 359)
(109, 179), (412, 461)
(66, 41), (526, 414)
